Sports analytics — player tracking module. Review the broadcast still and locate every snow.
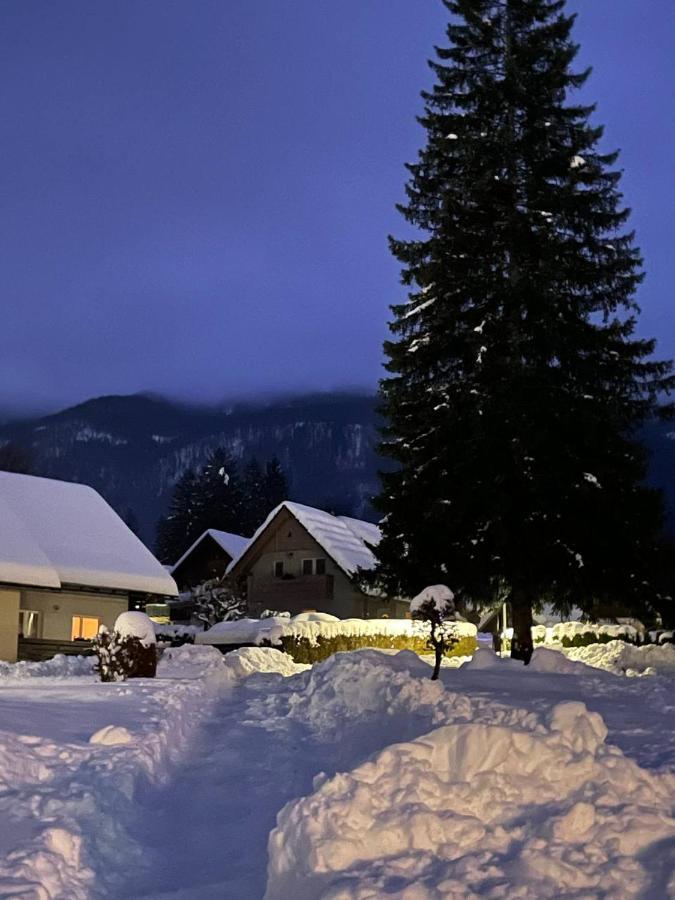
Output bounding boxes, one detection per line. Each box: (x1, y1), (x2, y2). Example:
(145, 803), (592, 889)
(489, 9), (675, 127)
(410, 583), (455, 616)
(290, 611), (340, 623)
(0, 653), (93, 681)
(89, 724), (134, 745)
(221, 647), (310, 679)
(171, 528), (250, 571)
(0, 471), (177, 596)
(564, 640), (675, 677)
(229, 501), (381, 579)
(113, 611), (156, 646)
(197, 613), (477, 647)
(0, 643), (674, 897)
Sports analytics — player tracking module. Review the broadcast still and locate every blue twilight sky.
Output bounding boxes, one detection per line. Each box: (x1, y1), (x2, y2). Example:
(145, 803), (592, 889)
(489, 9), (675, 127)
(1, 1), (673, 412)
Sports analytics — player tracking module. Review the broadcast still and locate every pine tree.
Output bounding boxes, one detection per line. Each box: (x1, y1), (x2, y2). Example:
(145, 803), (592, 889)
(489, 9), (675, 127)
(373, 0), (674, 662)
(155, 469), (200, 564)
(261, 457), (289, 514)
(241, 457), (267, 534)
(193, 447), (245, 536)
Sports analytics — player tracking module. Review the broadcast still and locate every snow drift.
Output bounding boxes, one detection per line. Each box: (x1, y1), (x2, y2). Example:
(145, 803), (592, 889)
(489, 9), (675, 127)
(266, 699), (675, 899)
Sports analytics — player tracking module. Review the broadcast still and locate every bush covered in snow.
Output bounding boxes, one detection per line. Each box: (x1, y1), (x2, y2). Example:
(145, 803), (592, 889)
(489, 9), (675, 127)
(192, 576), (246, 629)
(92, 613), (158, 682)
(410, 585), (458, 680)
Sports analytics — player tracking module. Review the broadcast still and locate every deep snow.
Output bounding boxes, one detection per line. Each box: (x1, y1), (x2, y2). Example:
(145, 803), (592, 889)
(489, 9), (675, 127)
(0, 645), (673, 898)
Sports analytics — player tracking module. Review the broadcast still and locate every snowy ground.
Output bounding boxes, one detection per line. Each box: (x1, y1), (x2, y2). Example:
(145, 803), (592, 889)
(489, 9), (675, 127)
(0, 645), (673, 898)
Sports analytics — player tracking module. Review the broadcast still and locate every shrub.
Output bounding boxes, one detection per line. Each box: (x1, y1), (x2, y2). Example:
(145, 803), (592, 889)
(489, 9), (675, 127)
(560, 631), (636, 648)
(192, 577), (246, 629)
(92, 628), (157, 682)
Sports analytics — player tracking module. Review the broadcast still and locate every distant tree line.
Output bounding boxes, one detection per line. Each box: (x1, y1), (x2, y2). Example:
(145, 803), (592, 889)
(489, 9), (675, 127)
(0, 442), (34, 475)
(155, 449), (288, 564)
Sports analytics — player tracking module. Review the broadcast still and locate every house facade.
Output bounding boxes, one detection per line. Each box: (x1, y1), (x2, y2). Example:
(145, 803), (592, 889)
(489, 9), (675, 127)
(171, 529), (249, 591)
(228, 501), (408, 619)
(0, 472), (178, 661)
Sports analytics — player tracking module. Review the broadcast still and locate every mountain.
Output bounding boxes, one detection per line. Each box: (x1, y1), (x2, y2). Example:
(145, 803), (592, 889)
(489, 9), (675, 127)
(0, 392), (382, 547)
(3, 391), (675, 552)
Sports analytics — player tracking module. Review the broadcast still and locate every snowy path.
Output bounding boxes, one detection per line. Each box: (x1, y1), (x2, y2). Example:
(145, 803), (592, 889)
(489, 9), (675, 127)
(118, 674), (329, 899)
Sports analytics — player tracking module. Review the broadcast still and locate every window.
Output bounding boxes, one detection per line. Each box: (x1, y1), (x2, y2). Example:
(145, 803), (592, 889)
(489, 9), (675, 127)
(302, 558), (327, 576)
(273, 561), (284, 578)
(18, 610), (40, 639)
(71, 615), (100, 641)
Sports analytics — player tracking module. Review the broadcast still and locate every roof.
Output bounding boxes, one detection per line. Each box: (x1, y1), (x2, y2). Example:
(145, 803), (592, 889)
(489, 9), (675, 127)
(0, 472), (178, 596)
(228, 501), (381, 580)
(171, 529), (250, 573)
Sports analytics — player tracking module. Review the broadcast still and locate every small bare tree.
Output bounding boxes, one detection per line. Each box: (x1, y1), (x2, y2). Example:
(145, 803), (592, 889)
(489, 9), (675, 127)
(410, 585), (458, 680)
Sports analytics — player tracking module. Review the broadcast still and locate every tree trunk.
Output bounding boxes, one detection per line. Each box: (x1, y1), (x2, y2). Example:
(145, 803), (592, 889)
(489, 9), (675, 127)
(432, 641), (443, 681)
(510, 591), (534, 665)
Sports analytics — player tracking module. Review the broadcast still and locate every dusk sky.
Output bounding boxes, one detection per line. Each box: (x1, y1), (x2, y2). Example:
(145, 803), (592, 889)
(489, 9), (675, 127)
(1, 1), (673, 413)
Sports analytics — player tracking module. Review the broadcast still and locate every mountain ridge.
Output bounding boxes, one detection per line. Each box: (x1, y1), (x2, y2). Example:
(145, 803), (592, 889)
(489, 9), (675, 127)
(2, 391), (675, 551)
(0, 391), (382, 547)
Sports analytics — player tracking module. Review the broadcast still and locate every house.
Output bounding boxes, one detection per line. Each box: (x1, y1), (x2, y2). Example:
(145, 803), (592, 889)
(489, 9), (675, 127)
(227, 501), (408, 619)
(170, 529), (250, 591)
(0, 472), (178, 662)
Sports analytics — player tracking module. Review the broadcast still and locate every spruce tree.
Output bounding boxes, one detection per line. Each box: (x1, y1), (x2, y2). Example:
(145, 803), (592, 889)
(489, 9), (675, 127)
(155, 469), (200, 563)
(193, 447), (245, 536)
(374, 0), (674, 661)
(241, 458), (267, 534)
(261, 457), (289, 514)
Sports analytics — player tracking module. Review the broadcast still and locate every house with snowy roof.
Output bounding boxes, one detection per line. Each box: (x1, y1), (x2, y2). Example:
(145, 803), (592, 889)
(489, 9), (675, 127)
(227, 501), (408, 619)
(0, 472), (178, 662)
(170, 529), (250, 591)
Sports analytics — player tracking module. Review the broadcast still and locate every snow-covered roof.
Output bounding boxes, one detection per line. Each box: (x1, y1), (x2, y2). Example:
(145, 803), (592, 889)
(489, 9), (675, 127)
(228, 501), (381, 579)
(0, 472), (178, 596)
(171, 529), (250, 573)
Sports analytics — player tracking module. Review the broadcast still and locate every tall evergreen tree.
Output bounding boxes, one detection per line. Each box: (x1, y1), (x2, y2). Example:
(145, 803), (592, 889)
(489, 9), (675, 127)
(261, 456), (289, 514)
(241, 458), (267, 534)
(155, 469), (200, 564)
(194, 447), (245, 536)
(373, 0), (674, 661)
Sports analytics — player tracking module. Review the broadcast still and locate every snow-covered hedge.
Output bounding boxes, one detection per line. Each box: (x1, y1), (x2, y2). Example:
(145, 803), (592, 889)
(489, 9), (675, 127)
(196, 616), (478, 664)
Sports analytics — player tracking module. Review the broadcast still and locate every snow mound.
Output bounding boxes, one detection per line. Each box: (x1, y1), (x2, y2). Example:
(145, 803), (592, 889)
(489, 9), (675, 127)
(464, 648), (587, 675)
(89, 725), (134, 746)
(462, 647), (513, 669)
(565, 640), (675, 677)
(0, 653), (93, 681)
(246, 650), (539, 752)
(290, 612), (339, 623)
(158, 643), (227, 677)
(410, 583), (455, 616)
(114, 611), (156, 646)
(528, 647), (588, 674)
(266, 701), (675, 900)
(223, 647), (310, 679)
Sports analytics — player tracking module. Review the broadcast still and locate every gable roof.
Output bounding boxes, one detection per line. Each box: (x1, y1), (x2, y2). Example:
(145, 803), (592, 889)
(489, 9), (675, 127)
(0, 472), (178, 596)
(228, 501), (381, 580)
(171, 529), (250, 573)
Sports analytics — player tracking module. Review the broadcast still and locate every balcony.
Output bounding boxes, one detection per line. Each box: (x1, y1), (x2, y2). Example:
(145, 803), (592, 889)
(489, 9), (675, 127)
(248, 573), (334, 613)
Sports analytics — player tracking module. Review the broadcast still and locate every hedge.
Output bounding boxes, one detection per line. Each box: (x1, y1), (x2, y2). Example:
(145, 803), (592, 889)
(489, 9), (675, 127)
(274, 631), (477, 665)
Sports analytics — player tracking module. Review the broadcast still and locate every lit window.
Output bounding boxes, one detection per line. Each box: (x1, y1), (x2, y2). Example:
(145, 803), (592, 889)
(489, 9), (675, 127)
(18, 610), (40, 639)
(274, 561), (284, 578)
(71, 616), (100, 641)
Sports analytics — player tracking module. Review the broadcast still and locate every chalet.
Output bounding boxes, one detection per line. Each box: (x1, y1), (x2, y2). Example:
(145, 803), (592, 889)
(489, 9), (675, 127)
(227, 501), (408, 619)
(170, 529), (249, 591)
(0, 472), (178, 662)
